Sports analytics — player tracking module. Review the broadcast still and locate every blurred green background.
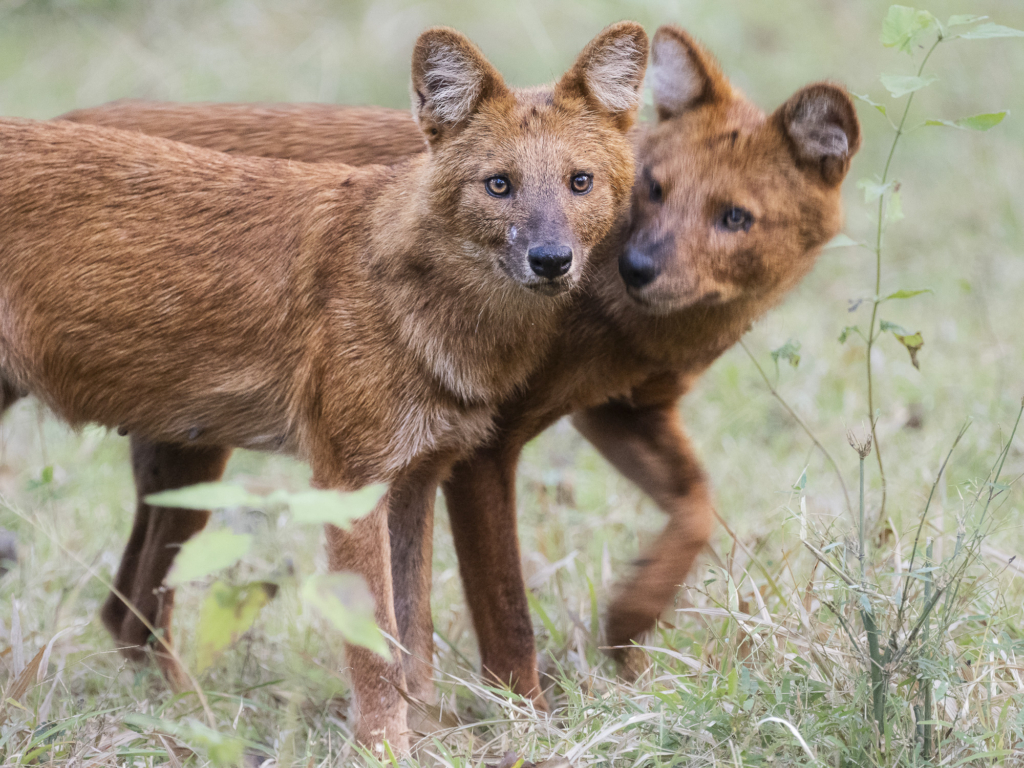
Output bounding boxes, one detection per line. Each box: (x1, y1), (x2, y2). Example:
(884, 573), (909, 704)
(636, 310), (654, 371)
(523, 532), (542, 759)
(0, 0), (1022, 761)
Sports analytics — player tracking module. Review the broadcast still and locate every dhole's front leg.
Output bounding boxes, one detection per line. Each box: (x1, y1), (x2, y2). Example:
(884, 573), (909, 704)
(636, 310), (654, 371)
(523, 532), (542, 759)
(571, 396), (714, 675)
(103, 437), (231, 682)
(443, 440), (546, 709)
(387, 475), (438, 705)
(325, 496), (409, 753)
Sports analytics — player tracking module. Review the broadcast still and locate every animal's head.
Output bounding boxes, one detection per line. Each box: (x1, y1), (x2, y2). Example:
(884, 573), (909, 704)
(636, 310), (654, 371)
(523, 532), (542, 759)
(412, 23), (648, 296)
(618, 25), (860, 314)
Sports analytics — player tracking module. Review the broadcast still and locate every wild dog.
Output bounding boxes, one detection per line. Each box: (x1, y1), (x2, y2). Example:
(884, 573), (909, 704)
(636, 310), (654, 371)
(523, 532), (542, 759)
(0, 22), (649, 751)
(58, 25), (859, 712)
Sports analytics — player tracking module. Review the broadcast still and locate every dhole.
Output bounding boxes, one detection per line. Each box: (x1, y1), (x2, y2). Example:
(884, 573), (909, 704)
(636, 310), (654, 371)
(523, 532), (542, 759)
(0, 23), (649, 751)
(58, 25), (859, 711)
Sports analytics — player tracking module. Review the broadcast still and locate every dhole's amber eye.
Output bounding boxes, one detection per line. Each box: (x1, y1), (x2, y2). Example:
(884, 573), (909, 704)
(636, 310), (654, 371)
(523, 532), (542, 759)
(485, 176), (512, 198)
(649, 179), (663, 203)
(570, 173), (593, 195)
(720, 206), (753, 233)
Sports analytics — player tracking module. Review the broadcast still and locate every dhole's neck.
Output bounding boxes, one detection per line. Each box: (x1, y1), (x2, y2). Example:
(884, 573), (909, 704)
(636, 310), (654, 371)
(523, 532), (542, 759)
(589, 253), (797, 372)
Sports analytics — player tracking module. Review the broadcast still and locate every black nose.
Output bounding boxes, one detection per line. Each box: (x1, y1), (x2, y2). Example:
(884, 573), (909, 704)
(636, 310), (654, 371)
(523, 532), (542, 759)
(619, 247), (660, 289)
(528, 245), (573, 279)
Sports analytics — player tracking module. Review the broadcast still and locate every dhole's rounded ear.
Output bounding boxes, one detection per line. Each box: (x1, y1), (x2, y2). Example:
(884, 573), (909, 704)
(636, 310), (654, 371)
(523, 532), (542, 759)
(774, 83), (861, 186)
(650, 25), (731, 121)
(411, 27), (510, 146)
(555, 21), (649, 131)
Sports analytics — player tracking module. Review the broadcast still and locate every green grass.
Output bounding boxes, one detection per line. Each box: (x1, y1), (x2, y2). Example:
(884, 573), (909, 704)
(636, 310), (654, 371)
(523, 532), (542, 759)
(2, 0), (1024, 765)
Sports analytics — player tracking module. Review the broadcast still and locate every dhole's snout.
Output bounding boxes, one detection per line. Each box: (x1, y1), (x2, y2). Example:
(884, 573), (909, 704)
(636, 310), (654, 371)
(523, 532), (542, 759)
(528, 245), (573, 280)
(618, 246), (660, 289)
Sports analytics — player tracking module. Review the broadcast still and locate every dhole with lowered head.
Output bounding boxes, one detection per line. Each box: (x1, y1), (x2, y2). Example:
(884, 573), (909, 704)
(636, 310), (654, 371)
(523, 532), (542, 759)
(0, 22), (649, 751)
(57, 24), (858, 714)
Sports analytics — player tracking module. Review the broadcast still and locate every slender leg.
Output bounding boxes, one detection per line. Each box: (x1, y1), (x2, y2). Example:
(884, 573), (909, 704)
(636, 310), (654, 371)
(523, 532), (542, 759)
(443, 439), (546, 708)
(325, 493), (410, 754)
(388, 471), (439, 704)
(571, 398), (714, 668)
(1, 379), (21, 412)
(102, 436), (231, 672)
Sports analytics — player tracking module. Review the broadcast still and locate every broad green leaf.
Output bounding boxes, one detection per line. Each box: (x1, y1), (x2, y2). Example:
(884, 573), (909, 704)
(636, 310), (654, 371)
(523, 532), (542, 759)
(886, 189), (904, 224)
(880, 73), (937, 98)
(852, 92), (887, 116)
(288, 484), (386, 528)
(925, 111), (1008, 131)
(946, 14), (986, 28)
(823, 233), (861, 249)
(195, 580), (276, 672)
(883, 288), (932, 301)
(124, 714), (244, 767)
(302, 573), (390, 659)
(956, 23), (1024, 39)
(167, 528), (252, 587)
(880, 6), (939, 53)
(770, 339), (801, 370)
(857, 178), (894, 203)
(146, 481), (261, 510)
(879, 319), (909, 335)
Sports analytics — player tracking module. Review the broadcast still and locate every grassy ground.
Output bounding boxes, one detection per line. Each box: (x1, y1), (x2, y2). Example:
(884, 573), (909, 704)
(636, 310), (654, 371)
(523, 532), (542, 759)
(2, 0), (1024, 765)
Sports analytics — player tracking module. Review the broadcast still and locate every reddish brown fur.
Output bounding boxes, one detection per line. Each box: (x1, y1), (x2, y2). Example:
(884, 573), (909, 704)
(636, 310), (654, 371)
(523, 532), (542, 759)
(0, 23), (649, 752)
(56, 24), (859, 716)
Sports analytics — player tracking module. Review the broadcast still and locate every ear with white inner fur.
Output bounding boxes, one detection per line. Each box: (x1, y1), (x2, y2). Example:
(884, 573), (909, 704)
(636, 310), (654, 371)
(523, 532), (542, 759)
(411, 27), (509, 146)
(555, 21), (649, 130)
(650, 25), (731, 121)
(774, 83), (862, 186)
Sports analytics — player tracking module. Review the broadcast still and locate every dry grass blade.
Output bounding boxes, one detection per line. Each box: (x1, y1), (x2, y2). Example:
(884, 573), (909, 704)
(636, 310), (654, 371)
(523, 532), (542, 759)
(0, 643), (45, 723)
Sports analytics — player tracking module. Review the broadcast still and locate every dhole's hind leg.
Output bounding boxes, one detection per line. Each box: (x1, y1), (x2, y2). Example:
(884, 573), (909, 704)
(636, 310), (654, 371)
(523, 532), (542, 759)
(443, 441), (546, 710)
(103, 436), (231, 674)
(571, 399), (713, 677)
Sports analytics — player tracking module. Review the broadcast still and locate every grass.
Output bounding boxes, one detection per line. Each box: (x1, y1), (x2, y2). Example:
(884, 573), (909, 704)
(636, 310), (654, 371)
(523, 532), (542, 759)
(2, 0), (1024, 765)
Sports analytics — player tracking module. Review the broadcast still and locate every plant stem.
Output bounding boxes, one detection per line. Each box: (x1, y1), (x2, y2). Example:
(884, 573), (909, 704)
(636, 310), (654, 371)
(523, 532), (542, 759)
(859, 452), (866, 585)
(855, 448), (885, 741)
(865, 36), (942, 518)
(922, 538), (934, 762)
(741, 340), (853, 517)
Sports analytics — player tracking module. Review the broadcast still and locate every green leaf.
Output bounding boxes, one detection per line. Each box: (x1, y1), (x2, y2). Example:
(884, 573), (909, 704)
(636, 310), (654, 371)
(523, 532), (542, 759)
(946, 15), (986, 28)
(167, 528), (252, 587)
(880, 6), (939, 53)
(956, 23), (1024, 39)
(823, 233), (861, 250)
(880, 73), (937, 98)
(879, 319), (909, 335)
(288, 484), (386, 528)
(195, 580), (276, 673)
(893, 331), (923, 369)
(857, 178), (894, 203)
(770, 339), (801, 370)
(838, 325), (861, 344)
(925, 111), (1008, 131)
(146, 481), (262, 510)
(883, 288), (931, 301)
(881, 320), (924, 369)
(852, 92), (887, 116)
(124, 715), (244, 767)
(302, 573), (390, 659)
(886, 189), (904, 224)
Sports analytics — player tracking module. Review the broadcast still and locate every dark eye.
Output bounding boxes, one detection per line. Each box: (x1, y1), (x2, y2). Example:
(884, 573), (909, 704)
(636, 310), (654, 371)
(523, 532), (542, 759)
(720, 206), (753, 232)
(485, 176), (511, 197)
(571, 173), (593, 195)
(649, 178), (663, 203)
